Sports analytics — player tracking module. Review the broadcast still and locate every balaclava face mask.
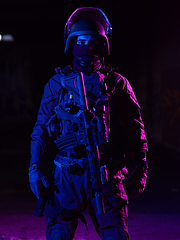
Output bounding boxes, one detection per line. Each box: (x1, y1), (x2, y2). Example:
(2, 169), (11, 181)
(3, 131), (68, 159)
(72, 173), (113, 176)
(72, 37), (104, 73)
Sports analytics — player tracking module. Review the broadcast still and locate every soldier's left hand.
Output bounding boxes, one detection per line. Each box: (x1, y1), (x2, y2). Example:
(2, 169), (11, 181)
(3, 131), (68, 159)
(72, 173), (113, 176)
(125, 165), (147, 199)
(28, 164), (49, 199)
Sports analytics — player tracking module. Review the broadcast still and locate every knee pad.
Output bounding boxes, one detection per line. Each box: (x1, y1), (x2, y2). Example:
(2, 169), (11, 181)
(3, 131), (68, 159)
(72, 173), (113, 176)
(102, 229), (128, 240)
(106, 238), (119, 240)
(50, 231), (66, 240)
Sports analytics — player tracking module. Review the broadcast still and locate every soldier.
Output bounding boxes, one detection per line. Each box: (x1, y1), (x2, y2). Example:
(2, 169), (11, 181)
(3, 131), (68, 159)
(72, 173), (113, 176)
(29, 7), (148, 240)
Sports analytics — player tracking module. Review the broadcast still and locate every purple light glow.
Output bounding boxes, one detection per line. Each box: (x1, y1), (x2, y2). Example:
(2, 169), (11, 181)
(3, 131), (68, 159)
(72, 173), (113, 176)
(0, 191), (180, 240)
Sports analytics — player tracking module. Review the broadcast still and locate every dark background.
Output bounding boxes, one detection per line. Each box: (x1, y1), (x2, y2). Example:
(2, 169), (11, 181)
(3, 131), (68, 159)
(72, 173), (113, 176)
(0, 0), (180, 203)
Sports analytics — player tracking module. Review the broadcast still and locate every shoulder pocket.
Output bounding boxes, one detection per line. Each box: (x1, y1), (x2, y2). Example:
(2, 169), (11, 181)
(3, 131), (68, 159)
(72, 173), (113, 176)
(44, 82), (53, 98)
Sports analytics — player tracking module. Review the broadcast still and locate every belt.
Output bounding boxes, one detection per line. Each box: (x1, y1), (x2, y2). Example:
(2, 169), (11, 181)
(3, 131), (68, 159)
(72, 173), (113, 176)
(54, 159), (74, 171)
(54, 153), (89, 171)
(54, 158), (89, 173)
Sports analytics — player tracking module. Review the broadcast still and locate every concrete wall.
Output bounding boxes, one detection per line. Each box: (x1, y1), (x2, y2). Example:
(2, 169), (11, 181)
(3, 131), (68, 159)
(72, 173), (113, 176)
(0, 44), (63, 120)
(150, 1), (180, 150)
(0, 45), (34, 120)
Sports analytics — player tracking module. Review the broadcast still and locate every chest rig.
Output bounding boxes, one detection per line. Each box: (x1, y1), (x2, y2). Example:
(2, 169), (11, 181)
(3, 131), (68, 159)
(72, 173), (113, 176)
(47, 71), (110, 154)
(46, 70), (113, 215)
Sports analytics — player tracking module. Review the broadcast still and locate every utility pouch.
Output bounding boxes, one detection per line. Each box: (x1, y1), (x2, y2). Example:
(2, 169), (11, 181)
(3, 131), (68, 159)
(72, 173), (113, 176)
(35, 190), (88, 230)
(34, 166), (56, 218)
(34, 186), (50, 218)
(43, 194), (61, 219)
(34, 187), (62, 219)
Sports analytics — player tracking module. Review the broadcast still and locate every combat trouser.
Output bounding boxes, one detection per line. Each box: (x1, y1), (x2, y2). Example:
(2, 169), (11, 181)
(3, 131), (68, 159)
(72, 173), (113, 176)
(46, 156), (129, 240)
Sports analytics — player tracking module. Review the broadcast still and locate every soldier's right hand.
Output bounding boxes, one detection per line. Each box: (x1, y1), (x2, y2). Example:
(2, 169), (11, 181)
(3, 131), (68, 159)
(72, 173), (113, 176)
(125, 165), (147, 199)
(28, 164), (49, 199)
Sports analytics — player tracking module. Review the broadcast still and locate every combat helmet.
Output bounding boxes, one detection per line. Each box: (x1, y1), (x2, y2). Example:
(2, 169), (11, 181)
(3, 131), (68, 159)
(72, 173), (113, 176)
(64, 7), (112, 55)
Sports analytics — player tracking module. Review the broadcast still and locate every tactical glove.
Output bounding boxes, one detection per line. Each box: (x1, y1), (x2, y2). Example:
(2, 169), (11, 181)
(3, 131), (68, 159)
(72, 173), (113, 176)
(29, 164), (49, 199)
(125, 165), (147, 199)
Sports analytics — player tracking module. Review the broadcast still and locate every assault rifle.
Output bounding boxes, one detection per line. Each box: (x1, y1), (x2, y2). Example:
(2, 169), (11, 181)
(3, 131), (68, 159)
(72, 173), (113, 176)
(53, 72), (108, 214)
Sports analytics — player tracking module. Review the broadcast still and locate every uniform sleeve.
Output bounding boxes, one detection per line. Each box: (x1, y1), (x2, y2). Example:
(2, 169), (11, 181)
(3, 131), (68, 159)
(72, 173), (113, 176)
(112, 74), (148, 167)
(30, 80), (58, 165)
